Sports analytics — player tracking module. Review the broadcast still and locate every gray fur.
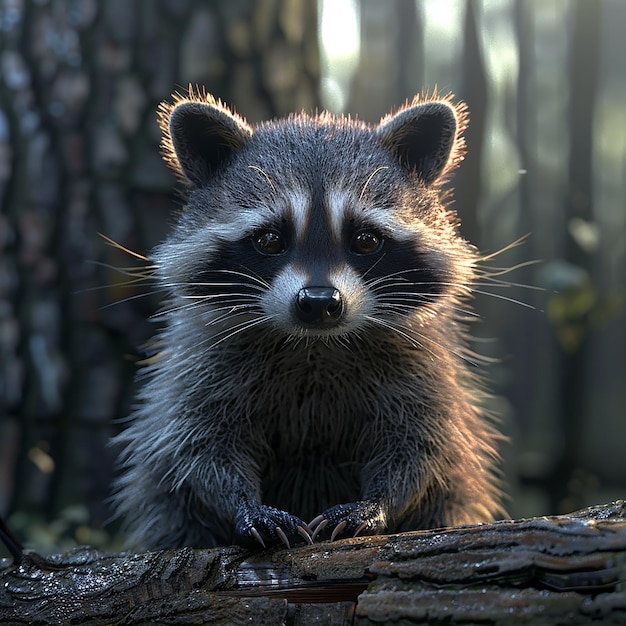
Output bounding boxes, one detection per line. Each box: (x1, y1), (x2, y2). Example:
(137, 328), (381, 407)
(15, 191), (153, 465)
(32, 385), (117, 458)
(111, 91), (505, 549)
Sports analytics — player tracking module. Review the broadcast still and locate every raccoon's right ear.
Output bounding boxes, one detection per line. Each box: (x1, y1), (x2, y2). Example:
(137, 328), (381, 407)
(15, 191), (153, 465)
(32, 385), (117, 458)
(159, 96), (253, 187)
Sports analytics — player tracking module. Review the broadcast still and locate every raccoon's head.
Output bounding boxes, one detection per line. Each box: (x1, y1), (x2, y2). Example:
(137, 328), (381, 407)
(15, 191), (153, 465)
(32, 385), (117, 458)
(155, 91), (474, 345)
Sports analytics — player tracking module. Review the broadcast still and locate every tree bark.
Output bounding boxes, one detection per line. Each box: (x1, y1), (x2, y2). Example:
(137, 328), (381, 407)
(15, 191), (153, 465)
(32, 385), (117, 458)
(1, 502), (625, 625)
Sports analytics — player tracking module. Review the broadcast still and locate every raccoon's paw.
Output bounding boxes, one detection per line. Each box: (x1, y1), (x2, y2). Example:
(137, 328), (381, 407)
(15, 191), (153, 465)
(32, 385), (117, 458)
(234, 503), (313, 549)
(309, 500), (387, 542)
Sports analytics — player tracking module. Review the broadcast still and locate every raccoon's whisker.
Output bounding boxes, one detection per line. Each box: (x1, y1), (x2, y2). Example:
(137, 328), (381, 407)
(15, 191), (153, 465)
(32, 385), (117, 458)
(153, 299), (257, 318)
(180, 289), (263, 300)
(378, 298), (479, 319)
(176, 298), (254, 312)
(219, 273), (271, 289)
(381, 290), (477, 307)
(479, 278), (544, 292)
(474, 274), (545, 292)
(207, 315), (275, 349)
(247, 164), (277, 193)
(401, 283), (535, 313)
(390, 279), (537, 307)
(201, 298), (260, 309)
(369, 280), (469, 298)
(177, 282), (266, 293)
(200, 297), (259, 312)
(375, 279), (499, 300)
(170, 314), (272, 367)
(366, 277), (413, 291)
(361, 253), (387, 280)
(158, 306), (258, 328)
(478, 234), (531, 262)
(409, 280), (474, 294)
(366, 270), (466, 292)
(411, 329), (484, 366)
(477, 259), (541, 277)
(365, 269), (429, 288)
(469, 288), (537, 310)
(364, 315), (426, 353)
(207, 305), (262, 326)
(383, 320), (442, 361)
(175, 271), (269, 292)
(158, 294), (260, 317)
(87, 260), (158, 279)
(359, 166), (390, 202)
(180, 283), (262, 291)
(212, 268), (271, 289)
(375, 267), (441, 278)
(368, 310), (480, 366)
(375, 304), (422, 318)
(98, 289), (168, 310)
(206, 309), (269, 334)
(377, 290), (456, 300)
(79, 264), (155, 297)
(98, 232), (152, 261)
(472, 281), (537, 289)
(155, 301), (210, 318)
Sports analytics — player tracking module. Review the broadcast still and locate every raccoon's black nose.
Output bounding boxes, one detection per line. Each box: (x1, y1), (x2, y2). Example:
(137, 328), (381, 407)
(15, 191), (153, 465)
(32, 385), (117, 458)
(296, 287), (344, 326)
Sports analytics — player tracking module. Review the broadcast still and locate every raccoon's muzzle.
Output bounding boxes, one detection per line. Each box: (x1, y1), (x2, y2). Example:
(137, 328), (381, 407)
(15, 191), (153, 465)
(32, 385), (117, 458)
(296, 286), (344, 326)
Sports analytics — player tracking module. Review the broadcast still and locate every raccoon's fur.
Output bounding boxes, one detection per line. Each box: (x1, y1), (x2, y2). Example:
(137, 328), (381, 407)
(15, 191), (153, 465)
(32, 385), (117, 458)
(111, 90), (506, 550)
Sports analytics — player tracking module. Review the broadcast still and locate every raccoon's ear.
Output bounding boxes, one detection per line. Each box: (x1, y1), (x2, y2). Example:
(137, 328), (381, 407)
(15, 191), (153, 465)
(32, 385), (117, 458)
(159, 97), (253, 187)
(376, 100), (462, 183)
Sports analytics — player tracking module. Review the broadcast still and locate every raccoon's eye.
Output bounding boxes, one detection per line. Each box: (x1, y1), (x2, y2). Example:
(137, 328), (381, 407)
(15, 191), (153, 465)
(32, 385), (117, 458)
(253, 230), (286, 255)
(351, 229), (383, 255)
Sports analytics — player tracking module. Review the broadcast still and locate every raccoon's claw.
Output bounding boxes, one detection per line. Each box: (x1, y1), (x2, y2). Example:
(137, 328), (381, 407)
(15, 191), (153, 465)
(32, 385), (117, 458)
(249, 526), (267, 549)
(309, 516), (329, 542)
(309, 500), (387, 542)
(330, 519), (348, 542)
(297, 525), (314, 545)
(235, 503), (312, 549)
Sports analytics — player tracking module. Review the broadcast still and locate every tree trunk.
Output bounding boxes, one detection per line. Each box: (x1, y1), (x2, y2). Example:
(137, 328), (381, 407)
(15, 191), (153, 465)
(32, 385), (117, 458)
(1, 502), (625, 625)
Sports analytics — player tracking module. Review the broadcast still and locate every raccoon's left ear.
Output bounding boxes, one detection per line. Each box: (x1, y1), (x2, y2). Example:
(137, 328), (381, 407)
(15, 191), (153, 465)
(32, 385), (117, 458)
(376, 100), (463, 183)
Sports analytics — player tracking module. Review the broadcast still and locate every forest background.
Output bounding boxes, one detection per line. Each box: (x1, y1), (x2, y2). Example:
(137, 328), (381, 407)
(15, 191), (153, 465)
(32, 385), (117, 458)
(0, 0), (625, 554)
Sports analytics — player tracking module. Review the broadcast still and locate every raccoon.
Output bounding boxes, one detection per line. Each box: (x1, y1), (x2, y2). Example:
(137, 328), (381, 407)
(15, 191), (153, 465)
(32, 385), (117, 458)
(111, 90), (505, 550)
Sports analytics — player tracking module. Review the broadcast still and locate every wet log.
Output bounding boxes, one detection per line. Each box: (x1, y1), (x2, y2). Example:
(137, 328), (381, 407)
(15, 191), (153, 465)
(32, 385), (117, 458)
(1, 502), (625, 625)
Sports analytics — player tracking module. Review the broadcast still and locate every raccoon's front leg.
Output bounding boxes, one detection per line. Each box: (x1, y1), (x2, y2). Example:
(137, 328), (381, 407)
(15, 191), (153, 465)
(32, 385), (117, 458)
(234, 500), (313, 549)
(202, 468), (313, 548)
(190, 429), (313, 548)
(308, 455), (418, 541)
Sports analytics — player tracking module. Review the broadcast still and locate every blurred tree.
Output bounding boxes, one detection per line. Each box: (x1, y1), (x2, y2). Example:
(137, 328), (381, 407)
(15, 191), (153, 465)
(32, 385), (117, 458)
(550, 0), (602, 514)
(0, 0), (320, 552)
(348, 0), (423, 121)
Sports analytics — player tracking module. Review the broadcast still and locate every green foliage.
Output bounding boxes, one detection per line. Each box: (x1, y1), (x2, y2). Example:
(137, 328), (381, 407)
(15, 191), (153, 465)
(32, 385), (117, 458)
(6, 506), (124, 556)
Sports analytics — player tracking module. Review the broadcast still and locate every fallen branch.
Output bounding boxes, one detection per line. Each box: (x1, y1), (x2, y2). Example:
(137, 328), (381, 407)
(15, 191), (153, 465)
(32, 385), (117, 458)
(1, 502), (625, 624)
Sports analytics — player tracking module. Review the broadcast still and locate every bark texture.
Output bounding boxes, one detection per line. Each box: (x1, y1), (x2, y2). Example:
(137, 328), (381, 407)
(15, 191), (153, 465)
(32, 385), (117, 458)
(1, 502), (625, 625)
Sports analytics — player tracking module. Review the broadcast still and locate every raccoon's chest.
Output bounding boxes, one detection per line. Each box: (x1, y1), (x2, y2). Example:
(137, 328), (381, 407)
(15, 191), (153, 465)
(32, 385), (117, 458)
(250, 345), (369, 518)
(256, 343), (374, 453)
